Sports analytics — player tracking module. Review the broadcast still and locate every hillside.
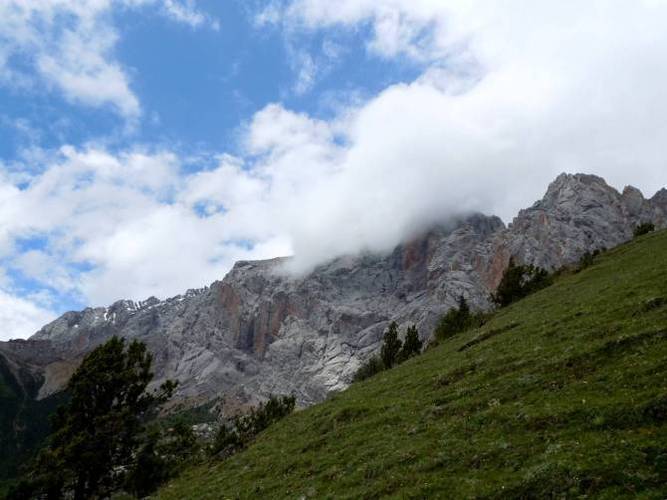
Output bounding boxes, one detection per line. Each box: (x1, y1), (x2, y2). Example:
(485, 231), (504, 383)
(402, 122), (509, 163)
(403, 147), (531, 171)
(158, 229), (667, 499)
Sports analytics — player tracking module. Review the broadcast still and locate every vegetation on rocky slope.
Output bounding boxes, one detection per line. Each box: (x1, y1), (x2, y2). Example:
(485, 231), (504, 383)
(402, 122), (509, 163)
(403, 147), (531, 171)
(6, 338), (178, 499)
(158, 229), (667, 499)
(0, 360), (66, 497)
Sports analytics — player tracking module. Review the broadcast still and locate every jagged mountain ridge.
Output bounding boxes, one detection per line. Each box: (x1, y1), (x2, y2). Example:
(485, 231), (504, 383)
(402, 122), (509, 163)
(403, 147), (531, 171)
(1, 173), (665, 412)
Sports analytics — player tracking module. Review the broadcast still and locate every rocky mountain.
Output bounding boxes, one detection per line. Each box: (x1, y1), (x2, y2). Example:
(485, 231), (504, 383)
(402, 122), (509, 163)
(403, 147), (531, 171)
(1, 173), (665, 414)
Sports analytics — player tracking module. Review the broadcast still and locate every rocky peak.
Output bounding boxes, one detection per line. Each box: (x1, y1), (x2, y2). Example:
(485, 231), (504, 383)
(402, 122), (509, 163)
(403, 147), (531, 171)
(651, 188), (667, 209)
(621, 185), (647, 217)
(537, 173), (617, 211)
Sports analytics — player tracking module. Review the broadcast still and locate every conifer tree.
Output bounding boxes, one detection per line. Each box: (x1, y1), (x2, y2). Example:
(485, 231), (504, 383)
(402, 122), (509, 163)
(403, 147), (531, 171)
(434, 296), (472, 340)
(491, 258), (552, 307)
(398, 325), (422, 362)
(17, 337), (176, 500)
(380, 321), (402, 369)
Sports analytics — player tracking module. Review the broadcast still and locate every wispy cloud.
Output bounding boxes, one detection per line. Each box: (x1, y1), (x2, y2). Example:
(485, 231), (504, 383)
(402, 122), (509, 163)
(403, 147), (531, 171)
(0, 1), (140, 119)
(161, 0), (220, 30)
(0, 0), (219, 120)
(292, 51), (317, 95)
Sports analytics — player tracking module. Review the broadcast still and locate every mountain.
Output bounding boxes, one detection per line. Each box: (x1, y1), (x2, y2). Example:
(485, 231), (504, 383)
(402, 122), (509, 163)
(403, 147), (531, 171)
(1, 173), (665, 415)
(157, 225), (667, 499)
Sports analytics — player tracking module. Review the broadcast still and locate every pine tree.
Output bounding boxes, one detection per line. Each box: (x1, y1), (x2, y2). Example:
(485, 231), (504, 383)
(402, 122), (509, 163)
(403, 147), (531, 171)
(398, 325), (422, 362)
(434, 296), (472, 340)
(380, 321), (402, 369)
(21, 337), (176, 499)
(457, 295), (470, 319)
(491, 258), (552, 307)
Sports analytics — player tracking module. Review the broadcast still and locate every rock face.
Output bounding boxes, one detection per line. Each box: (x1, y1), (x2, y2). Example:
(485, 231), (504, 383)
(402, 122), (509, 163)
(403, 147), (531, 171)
(2, 174), (665, 412)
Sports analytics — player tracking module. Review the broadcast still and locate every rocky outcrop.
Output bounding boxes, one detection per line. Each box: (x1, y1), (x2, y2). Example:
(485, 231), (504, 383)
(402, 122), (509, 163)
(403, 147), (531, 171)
(480, 173), (666, 287)
(3, 173), (665, 412)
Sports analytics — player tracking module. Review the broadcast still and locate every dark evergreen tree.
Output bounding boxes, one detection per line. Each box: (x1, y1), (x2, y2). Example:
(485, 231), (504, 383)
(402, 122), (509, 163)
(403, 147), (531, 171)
(398, 325), (422, 362)
(491, 258), (552, 307)
(125, 420), (200, 497)
(634, 222), (655, 237)
(20, 337), (176, 500)
(124, 428), (169, 498)
(380, 321), (402, 369)
(434, 296), (472, 340)
(457, 295), (470, 319)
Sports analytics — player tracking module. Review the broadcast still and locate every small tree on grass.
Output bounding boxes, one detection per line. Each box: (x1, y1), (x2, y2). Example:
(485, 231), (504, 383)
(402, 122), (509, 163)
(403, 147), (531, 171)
(491, 258), (552, 308)
(211, 395), (296, 458)
(398, 325), (422, 362)
(354, 323), (425, 382)
(634, 222), (655, 238)
(435, 296), (472, 340)
(380, 321), (402, 369)
(577, 248), (605, 271)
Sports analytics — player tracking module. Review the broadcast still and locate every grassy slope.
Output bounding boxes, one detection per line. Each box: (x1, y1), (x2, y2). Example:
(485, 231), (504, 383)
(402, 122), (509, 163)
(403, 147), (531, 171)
(159, 231), (667, 499)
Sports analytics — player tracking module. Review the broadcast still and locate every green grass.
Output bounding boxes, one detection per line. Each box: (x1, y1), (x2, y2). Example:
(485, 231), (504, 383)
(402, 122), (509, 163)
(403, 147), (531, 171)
(158, 231), (667, 499)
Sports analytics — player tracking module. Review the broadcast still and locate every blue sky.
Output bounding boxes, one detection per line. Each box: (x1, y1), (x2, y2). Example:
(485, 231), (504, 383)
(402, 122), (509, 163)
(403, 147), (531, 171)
(1, 0), (666, 339)
(1, 1), (420, 166)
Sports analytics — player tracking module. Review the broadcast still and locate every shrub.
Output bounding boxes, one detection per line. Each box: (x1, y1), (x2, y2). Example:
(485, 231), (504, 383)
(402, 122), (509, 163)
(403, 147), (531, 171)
(210, 395), (295, 458)
(578, 251), (595, 270)
(434, 296), (483, 341)
(210, 421), (244, 457)
(634, 222), (655, 238)
(491, 258), (553, 307)
(577, 249), (605, 271)
(353, 355), (384, 382)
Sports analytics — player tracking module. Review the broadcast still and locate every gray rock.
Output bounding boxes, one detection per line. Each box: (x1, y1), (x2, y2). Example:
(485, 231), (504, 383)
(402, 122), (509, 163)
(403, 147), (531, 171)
(3, 173), (665, 413)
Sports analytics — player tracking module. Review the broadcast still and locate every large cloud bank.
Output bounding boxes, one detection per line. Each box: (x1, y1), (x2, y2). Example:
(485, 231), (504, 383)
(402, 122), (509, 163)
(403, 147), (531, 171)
(1, 0), (667, 339)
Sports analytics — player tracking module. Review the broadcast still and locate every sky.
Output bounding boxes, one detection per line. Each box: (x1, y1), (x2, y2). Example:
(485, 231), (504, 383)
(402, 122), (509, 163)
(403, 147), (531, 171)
(0, 0), (666, 340)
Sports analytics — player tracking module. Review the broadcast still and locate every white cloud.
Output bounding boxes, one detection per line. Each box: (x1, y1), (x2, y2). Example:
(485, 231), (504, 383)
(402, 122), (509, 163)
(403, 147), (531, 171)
(245, 0), (667, 273)
(262, 0), (451, 61)
(0, 0), (218, 119)
(293, 52), (318, 95)
(161, 0), (220, 30)
(0, 288), (56, 341)
(0, 146), (291, 318)
(0, 1), (140, 118)
(37, 30), (141, 118)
